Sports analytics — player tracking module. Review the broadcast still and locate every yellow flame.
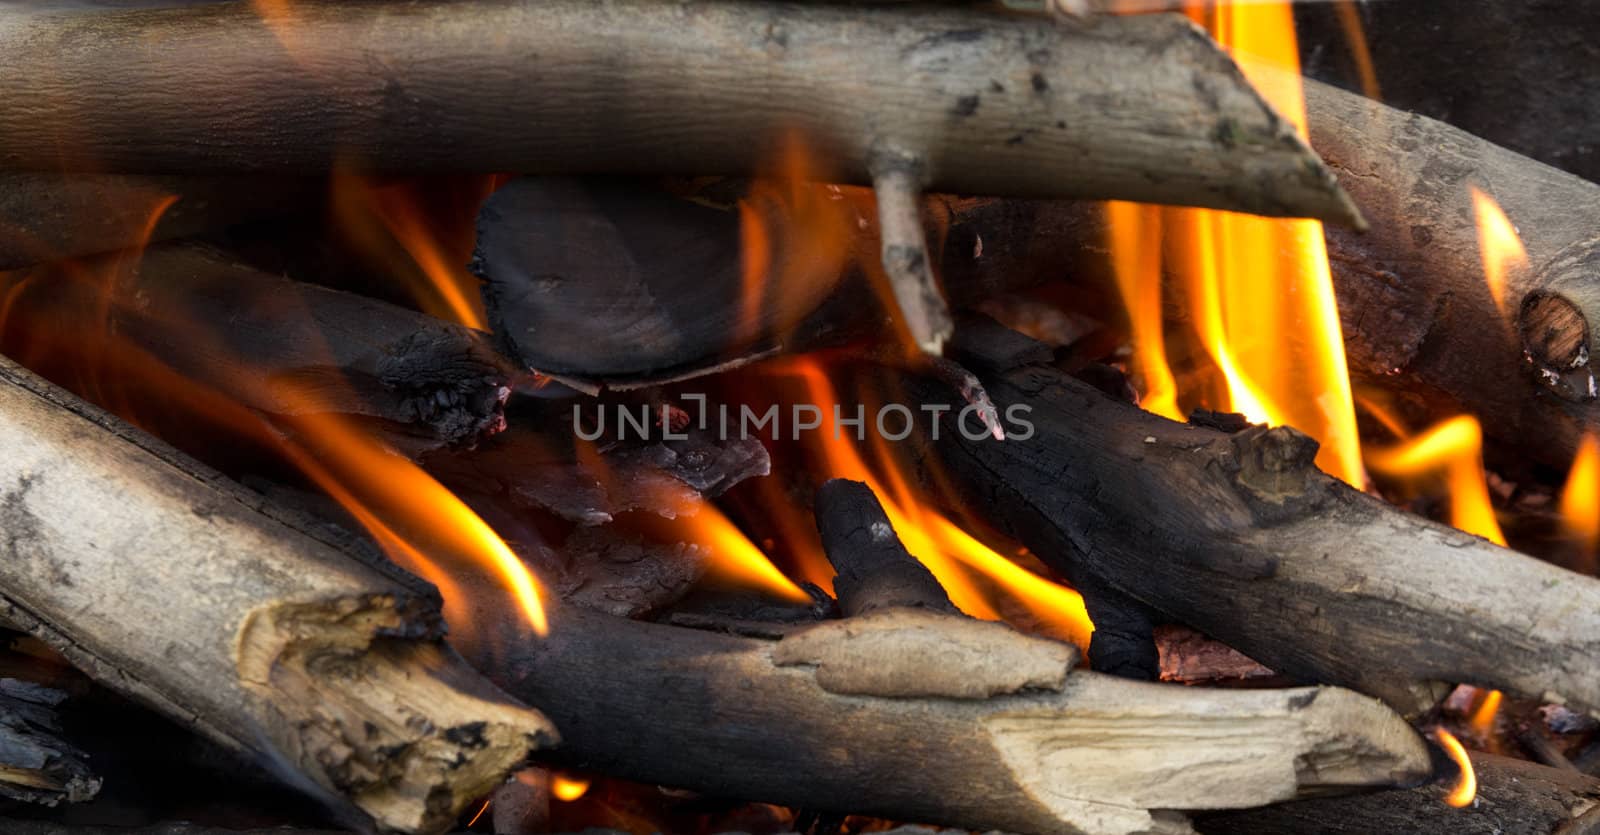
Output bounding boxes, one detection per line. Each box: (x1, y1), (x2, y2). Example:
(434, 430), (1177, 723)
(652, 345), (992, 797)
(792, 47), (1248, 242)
(1562, 433), (1600, 552)
(278, 407), (548, 635)
(1106, 201), (1181, 420)
(766, 358), (1095, 649)
(1366, 416), (1506, 546)
(1108, 3), (1364, 487)
(1333, 1), (1382, 101)
(1468, 688), (1502, 736)
(552, 775), (591, 803)
(688, 501), (812, 603)
(1471, 187), (1527, 318)
(1436, 729), (1478, 807)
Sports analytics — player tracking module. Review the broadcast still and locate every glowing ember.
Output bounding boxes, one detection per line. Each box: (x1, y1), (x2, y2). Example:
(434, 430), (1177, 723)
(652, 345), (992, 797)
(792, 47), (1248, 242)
(1471, 187), (1527, 318)
(1108, 2), (1364, 486)
(1436, 729), (1478, 807)
(1365, 415), (1506, 546)
(552, 775), (591, 803)
(1563, 433), (1600, 552)
(1468, 688), (1502, 736)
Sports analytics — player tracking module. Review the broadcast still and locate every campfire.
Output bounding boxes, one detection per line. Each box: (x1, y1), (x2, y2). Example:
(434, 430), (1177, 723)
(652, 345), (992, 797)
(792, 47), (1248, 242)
(1, 1), (1599, 834)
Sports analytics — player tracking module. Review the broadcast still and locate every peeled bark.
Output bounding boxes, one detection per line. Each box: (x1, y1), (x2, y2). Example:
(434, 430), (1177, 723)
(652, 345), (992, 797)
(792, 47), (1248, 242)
(0, 354), (553, 834)
(0, 1), (1358, 225)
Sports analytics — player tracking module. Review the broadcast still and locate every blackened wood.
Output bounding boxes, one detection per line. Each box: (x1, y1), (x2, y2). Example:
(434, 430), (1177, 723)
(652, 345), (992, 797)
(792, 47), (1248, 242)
(1199, 752), (1600, 835)
(0, 2), (1358, 225)
(0, 354), (553, 834)
(492, 602), (1430, 835)
(912, 317), (1600, 717)
(0, 679), (98, 806)
(0, 243), (511, 450)
(813, 478), (955, 616)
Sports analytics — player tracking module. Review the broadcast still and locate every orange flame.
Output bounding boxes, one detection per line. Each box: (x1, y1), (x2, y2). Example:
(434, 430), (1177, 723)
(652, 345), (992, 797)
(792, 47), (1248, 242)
(1436, 729), (1478, 807)
(1467, 688), (1502, 736)
(684, 500), (812, 603)
(736, 134), (857, 348)
(1110, 3), (1364, 486)
(764, 357), (1095, 649)
(330, 173), (494, 330)
(552, 775), (591, 803)
(1562, 433), (1600, 552)
(273, 406), (548, 636)
(1471, 187), (1527, 318)
(1366, 416), (1506, 546)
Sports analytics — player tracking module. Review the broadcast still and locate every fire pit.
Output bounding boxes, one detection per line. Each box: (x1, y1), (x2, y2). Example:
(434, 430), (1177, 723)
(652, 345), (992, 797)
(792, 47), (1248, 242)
(0, 1), (1597, 834)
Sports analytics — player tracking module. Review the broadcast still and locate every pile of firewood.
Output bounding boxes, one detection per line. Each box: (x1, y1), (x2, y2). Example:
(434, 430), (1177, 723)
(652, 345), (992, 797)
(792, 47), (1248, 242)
(1, 2), (1599, 835)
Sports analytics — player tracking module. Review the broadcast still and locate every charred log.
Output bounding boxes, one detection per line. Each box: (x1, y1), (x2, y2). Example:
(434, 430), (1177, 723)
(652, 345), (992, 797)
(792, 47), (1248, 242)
(813, 478), (955, 616)
(0, 243), (512, 451)
(494, 602), (1430, 835)
(0, 679), (98, 806)
(907, 318), (1600, 717)
(0, 354), (553, 834)
(0, 2), (1357, 225)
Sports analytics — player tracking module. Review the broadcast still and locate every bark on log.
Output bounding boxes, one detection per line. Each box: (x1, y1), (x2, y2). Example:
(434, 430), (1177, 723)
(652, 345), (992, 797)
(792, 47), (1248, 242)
(0, 679), (99, 806)
(909, 318), (1600, 717)
(0, 1), (1359, 225)
(1302, 77), (1600, 468)
(494, 603), (1430, 835)
(1198, 752), (1600, 835)
(0, 243), (512, 450)
(0, 354), (554, 834)
(0, 172), (316, 270)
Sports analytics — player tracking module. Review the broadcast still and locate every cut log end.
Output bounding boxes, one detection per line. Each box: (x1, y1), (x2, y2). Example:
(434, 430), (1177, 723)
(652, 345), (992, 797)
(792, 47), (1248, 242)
(235, 596), (555, 834)
(1520, 290), (1597, 402)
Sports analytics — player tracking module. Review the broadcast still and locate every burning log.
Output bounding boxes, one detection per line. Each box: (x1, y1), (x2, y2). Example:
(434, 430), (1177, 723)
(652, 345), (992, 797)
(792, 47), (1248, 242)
(0, 354), (554, 834)
(0, 2), (1359, 226)
(1304, 77), (1600, 467)
(909, 318), (1600, 717)
(0, 173), (316, 271)
(0, 243), (512, 450)
(0, 679), (99, 806)
(813, 478), (956, 616)
(1199, 752), (1600, 835)
(495, 603), (1430, 835)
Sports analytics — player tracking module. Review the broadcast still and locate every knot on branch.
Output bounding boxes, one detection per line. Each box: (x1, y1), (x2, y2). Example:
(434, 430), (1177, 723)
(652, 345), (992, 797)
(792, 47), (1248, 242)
(1228, 425), (1323, 522)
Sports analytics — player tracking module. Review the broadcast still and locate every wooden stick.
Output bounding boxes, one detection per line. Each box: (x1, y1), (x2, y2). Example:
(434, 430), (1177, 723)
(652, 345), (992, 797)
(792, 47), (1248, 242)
(0, 243), (512, 451)
(869, 150), (952, 355)
(0, 1), (1360, 225)
(0, 354), (553, 834)
(1198, 752), (1600, 835)
(0, 173), (315, 270)
(814, 478), (955, 616)
(492, 602), (1430, 835)
(909, 318), (1600, 717)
